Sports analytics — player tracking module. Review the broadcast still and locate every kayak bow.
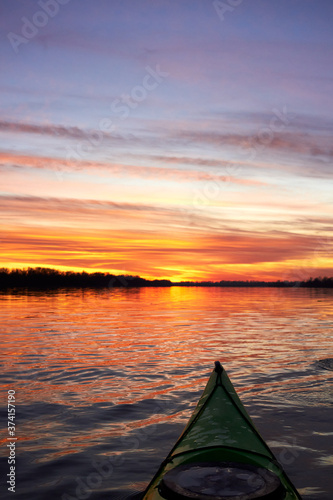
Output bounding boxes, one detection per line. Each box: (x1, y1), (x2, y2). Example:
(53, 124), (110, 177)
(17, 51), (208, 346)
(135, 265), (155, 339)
(143, 361), (301, 500)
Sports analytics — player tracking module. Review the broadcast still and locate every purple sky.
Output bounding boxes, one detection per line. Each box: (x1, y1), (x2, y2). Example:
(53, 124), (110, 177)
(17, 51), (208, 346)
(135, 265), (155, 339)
(1, 0), (333, 280)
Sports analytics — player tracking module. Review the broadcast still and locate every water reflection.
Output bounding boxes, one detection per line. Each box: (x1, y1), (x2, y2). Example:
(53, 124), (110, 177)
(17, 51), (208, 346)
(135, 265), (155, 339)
(0, 287), (332, 499)
(1, 287), (333, 404)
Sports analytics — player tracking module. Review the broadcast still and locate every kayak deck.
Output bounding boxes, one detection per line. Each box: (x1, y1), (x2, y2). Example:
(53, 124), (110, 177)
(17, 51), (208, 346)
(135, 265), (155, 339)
(143, 361), (301, 500)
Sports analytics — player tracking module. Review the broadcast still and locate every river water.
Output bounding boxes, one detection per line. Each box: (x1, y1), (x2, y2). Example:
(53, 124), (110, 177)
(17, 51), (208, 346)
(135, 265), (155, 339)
(0, 286), (332, 500)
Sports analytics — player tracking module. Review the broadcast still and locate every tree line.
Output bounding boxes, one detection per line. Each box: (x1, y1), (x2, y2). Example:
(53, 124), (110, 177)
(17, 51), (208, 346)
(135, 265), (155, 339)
(0, 267), (332, 289)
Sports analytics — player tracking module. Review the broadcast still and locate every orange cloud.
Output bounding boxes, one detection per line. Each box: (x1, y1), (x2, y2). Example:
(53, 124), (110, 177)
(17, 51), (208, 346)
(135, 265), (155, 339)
(1, 214), (332, 282)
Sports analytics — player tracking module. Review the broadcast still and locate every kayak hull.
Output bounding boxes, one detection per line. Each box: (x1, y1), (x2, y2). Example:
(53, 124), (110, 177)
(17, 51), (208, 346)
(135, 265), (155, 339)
(143, 362), (301, 500)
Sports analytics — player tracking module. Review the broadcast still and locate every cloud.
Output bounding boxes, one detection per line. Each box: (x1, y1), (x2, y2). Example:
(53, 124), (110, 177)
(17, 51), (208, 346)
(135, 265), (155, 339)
(0, 152), (265, 186)
(2, 111), (333, 179)
(1, 194), (332, 281)
(167, 129), (333, 160)
(2, 193), (332, 229)
(2, 110), (332, 153)
(196, 233), (331, 265)
(0, 194), (197, 233)
(0, 120), (93, 140)
(1, 220), (332, 281)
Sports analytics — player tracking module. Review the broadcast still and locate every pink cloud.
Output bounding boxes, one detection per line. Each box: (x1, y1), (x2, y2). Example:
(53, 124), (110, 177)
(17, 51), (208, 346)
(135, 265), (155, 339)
(0, 152), (266, 186)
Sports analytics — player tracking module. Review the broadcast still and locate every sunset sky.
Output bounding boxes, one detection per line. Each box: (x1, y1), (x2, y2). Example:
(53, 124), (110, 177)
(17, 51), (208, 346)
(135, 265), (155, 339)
(1, 0), (333, 281)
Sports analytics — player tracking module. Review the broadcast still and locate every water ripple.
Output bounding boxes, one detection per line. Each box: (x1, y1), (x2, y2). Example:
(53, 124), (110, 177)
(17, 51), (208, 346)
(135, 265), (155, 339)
(0, 287), (332, 500)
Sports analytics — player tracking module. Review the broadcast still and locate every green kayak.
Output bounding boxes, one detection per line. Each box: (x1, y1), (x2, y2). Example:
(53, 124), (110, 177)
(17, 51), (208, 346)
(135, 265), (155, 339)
(143, 361), (301, 500)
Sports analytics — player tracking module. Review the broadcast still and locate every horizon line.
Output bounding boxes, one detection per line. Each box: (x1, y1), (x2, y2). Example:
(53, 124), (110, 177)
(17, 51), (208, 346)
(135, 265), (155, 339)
(1, 266), (332, 287)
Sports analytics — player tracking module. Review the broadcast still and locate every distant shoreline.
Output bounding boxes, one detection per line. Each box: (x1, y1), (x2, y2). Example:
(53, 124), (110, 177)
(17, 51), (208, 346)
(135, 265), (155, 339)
(0, 268), (332, 289)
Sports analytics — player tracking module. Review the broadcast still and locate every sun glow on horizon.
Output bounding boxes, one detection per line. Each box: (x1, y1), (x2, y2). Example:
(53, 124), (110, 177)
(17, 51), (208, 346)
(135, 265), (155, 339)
(1, 2), (333, 281)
